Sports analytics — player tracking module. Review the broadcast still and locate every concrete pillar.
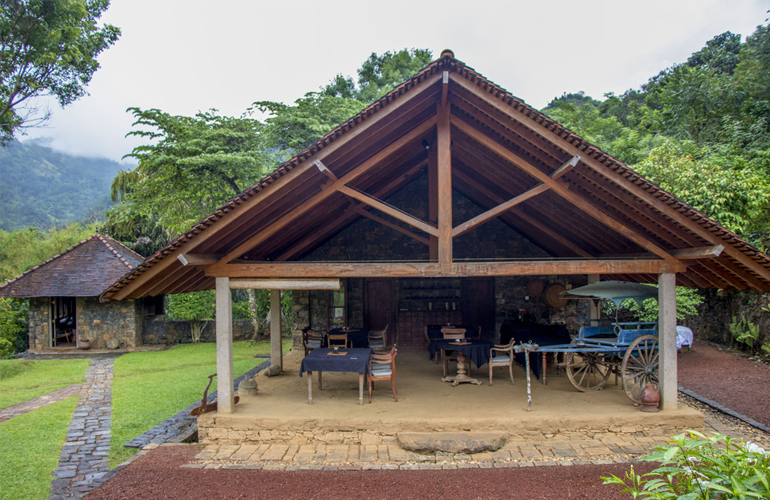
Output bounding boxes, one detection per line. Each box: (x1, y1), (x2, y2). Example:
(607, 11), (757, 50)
(215, 277), (234, 413)
(658, 273), (677, 410)
(271, 289), (283, 373)
(587, 274), (600, 321)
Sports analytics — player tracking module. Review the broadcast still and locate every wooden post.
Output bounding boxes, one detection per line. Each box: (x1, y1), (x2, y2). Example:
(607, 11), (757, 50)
(215, 277), (234, 413)
(658, 273), (677, 410)
(437, 103), (452, 265)
(271, 289), (283, 373)
(428, 140), (438, 261)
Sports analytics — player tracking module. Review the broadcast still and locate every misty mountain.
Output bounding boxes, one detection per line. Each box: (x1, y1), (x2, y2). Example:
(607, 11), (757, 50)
(0, 139), (130, 231)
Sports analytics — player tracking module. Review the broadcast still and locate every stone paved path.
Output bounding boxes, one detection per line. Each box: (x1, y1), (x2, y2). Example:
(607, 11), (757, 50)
(0, 384), (82, 423)
(49, 358), (114, 500)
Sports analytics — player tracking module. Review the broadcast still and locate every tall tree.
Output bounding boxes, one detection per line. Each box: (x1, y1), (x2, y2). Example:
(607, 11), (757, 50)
(0, 0), (120, 144)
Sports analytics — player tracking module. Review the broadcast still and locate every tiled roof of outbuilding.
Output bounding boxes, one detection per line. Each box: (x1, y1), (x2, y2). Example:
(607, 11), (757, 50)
(0, 235), (144, 298)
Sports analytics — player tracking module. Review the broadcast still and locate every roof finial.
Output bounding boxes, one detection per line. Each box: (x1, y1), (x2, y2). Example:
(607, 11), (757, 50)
(440, 49), (455, 59)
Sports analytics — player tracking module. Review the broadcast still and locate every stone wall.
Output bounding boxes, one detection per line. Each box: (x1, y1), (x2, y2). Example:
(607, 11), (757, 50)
(142, 316), (256, 344)
(76, 297), (143, 349)
(686, 289), (770, 348)
(28, 297), (50, 351)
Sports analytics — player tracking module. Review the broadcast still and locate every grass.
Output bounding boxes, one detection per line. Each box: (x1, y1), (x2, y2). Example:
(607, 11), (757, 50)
(0, 358), (89, 410)
(109, 339), (288, 467)
(0, 395), (79, 500)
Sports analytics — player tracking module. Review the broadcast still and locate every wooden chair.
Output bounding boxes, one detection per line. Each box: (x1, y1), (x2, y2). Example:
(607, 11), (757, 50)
(303, 329), (325, 356)
(327, 333), (349, 349)
(368, 345), (397, 403)
(367, 325), (388, 350)
(489, 338), (516, 385)
(441, 327), (467, 378)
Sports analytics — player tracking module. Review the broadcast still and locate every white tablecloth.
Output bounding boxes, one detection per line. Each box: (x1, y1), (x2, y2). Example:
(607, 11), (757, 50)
(676, 326), (694, 350)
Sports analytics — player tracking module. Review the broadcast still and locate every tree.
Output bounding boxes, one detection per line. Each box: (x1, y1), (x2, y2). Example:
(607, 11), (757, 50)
(166, 290), (215, 343)
(0, 0), (120, 144)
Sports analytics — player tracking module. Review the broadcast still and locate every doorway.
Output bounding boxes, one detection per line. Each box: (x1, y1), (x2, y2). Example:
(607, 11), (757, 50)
(50, 297), (77, 347)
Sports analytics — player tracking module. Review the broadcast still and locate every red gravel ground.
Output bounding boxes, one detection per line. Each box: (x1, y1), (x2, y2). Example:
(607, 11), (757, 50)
(678, 341), (770, 427)
(84, 341), (769, 500)
(85, 445), (657, 500)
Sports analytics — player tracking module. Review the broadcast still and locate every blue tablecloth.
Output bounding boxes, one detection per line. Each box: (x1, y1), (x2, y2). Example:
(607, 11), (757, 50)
(299, 348), (372, 376)
(327, 328), (369, 348)
(428, 339), (494, 369)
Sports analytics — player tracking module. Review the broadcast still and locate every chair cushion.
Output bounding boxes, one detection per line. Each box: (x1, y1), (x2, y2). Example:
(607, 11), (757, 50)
(371, 364), (392, 377)
(306, 340), (321, 347)
(491, 355), (511, 364)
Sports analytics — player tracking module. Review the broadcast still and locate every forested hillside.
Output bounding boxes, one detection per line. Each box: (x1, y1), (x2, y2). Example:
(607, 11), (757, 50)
(0, 139), (126, 231)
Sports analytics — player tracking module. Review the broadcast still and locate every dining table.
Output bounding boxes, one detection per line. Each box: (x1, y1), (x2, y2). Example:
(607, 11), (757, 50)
(299, 347), (372, 405)
(428, 338), (494, 386)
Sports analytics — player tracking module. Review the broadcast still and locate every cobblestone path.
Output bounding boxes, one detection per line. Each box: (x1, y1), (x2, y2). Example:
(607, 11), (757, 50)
(0, 384), (82, 423)
(49, 358), (114, 500)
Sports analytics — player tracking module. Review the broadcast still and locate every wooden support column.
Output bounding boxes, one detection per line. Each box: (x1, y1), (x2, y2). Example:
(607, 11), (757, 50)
(215, 277), (234, 413)
(428, 140), (438, 261)
(270, 289), (283, 373)
(437, 100), (452, 265)
(658, 273), (677, 410)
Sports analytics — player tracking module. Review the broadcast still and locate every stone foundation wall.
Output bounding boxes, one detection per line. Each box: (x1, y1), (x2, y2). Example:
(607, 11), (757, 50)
(686, 289), (770, 347)
(142, 317), (256, 344)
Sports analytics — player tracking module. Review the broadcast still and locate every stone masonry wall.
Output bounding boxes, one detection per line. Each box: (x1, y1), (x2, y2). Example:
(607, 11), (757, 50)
(28, 297), (50, 351)
(686, 289), (770, 347)
(77, 297), (143, 349)
(142, 317), (256, 344)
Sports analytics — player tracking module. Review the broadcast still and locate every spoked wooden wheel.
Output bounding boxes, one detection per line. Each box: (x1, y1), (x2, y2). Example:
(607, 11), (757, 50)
(565, 352), (612, 391)
(621, 335), (659, 403)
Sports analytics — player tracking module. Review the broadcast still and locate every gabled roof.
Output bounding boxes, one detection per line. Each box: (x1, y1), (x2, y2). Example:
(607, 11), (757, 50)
(0, 234), (144, 298)
(101, 51), (770, 301)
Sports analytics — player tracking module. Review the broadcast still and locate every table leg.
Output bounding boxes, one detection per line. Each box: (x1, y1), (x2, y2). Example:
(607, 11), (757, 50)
(358, 373), (364, 405)
(542, 352), (547, 385)
(442, 351), (482, 386)
(318, 371), (323, 390)
(307, 372), (313, 405)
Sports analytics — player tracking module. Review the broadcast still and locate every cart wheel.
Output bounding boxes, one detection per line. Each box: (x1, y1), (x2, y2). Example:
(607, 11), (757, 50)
(565, 352), (611, 391)
(621, 334), (659, 404)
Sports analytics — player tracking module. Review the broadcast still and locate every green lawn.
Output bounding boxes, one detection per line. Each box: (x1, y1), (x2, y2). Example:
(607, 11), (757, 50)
(0, 358), (89, 410)
(0, 395), (79, 500)
(109, 340), (286, 467)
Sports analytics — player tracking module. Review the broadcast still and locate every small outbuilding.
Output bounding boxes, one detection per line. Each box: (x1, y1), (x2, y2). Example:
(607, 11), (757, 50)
(0, 234), (157, 351)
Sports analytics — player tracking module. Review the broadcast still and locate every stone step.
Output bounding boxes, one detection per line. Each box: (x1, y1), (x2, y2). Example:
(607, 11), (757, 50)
(397, 432), (507, 453)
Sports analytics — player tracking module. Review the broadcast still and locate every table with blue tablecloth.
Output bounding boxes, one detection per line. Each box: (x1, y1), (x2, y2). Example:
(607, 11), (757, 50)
(500, 322), (570, 380)
(300, 347), (372, 404)
(327, 328), (369, 348)
(425, 325), (480, 340)
(428, 339), (494, 386)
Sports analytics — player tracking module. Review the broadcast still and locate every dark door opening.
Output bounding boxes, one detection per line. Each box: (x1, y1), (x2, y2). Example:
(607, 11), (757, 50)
(51, 297), (77, 347)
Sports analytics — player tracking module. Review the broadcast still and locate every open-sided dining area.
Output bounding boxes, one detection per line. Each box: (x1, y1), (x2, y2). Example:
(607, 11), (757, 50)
(197, 348), (703, 448)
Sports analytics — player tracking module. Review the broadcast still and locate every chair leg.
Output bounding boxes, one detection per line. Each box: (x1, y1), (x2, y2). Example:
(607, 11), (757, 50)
(509, 363), (515, 384)
(489, 363), (494, 385)
(391, 378), (397, 402)
(368, 380), (373, 403)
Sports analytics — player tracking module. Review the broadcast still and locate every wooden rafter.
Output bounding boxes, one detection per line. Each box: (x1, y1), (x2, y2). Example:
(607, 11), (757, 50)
(355, 206), (431, 246)
(338, 185), (438, 237)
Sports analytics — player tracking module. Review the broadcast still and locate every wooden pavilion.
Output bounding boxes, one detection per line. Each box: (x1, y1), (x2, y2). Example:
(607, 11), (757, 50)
(100, 50), (770, 417)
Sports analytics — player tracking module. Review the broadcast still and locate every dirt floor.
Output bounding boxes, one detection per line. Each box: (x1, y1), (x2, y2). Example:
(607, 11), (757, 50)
(84, 444), (658, 500)
(678, 341), (770, 427)
(84, 340), (769, 500)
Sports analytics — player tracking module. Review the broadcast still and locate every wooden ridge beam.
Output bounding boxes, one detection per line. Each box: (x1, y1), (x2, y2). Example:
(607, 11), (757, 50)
(451, 116), (678, 261)
(206, 259), (687, 278)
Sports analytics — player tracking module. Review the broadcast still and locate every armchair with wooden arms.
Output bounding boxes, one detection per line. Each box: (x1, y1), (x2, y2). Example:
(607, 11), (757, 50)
(303, 329), (325, 356)
(441, 327), (467, 378)
(489, 338), (516, 385)
(368, 345), (397, 403)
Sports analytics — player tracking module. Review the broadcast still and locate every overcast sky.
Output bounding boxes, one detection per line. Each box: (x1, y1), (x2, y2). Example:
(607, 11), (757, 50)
(21, 0), (770, 164)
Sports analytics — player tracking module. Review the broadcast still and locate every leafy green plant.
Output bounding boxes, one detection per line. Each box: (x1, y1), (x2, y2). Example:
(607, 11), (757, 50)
(601, 286), (704, 322)
(729, 316), (761, 353)
(166, 290), (215, 343)
(0, 298), (28, 358)
(604, 430), (770, 499)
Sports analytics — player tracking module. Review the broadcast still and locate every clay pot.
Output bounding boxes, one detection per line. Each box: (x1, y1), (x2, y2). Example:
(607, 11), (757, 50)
(639, 383), (660, 412)
(78, 339), (91, 350)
